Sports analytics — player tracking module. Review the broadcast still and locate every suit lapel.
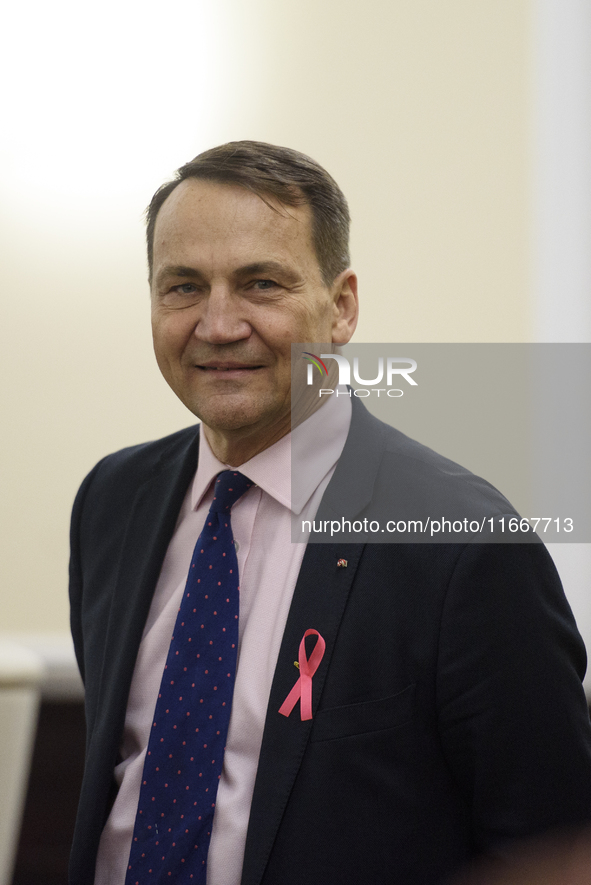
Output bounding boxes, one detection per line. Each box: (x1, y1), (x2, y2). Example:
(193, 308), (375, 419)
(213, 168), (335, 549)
(241, 542), (364, 885)
(94, 429), (201, 748)
(318, 394), (388, 520)
(241, 398), (387, 885)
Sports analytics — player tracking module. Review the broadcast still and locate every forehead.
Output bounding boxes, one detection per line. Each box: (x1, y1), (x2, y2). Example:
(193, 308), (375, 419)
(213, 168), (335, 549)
(152, 178), (317, 271)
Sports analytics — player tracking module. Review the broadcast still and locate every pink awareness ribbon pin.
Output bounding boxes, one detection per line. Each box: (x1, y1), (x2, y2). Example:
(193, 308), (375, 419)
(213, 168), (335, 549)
(279, 629), (326, 721)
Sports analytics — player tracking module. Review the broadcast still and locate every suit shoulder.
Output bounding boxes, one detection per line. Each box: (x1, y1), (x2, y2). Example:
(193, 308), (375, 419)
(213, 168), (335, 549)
(97, 424), (200, 474)
(343, 402), (516, 520)
(73, 424), (200, 508)
(378, 419), (515, 516)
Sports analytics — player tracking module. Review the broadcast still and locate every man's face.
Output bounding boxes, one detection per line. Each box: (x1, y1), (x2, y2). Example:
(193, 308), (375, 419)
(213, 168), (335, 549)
(150, 179), (357, 460)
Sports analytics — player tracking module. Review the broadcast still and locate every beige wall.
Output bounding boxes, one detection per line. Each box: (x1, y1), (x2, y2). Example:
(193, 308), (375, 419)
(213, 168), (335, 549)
(0, 0), (531, 632)
(249, 0), (530, 343)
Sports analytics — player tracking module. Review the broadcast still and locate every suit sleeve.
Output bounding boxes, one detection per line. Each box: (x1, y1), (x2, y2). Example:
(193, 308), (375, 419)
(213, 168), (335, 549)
(69, 458), (107, 686)
(436, 542), (591, 851)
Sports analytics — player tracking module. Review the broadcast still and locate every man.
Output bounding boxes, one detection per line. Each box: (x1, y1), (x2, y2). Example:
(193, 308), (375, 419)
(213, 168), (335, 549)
(69, 141), (591, 885)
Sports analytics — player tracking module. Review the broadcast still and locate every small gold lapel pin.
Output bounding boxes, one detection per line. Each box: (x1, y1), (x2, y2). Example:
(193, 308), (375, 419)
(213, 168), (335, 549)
(294, 661), (300, 669)
(337, 558), (348, 568)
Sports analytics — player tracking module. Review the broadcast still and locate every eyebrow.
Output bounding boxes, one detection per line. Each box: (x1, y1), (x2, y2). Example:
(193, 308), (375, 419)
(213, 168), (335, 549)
(154, 265), (206, 287)
(235, 262), (301, 283)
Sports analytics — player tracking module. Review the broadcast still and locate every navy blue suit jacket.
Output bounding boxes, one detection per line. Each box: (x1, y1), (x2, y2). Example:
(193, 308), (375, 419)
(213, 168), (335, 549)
(69, 397), (591, 884)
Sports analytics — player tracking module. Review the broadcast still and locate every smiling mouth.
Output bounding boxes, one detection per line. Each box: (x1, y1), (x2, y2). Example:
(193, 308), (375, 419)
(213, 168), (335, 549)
(195, 364), (265, 372)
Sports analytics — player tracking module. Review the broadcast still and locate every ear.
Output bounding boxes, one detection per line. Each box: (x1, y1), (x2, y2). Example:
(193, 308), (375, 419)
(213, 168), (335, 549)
(331, 269), (359, 344)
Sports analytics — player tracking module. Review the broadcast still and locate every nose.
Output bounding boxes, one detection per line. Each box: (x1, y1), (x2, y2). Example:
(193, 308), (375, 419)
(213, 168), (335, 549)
(193, 285), (251, 345)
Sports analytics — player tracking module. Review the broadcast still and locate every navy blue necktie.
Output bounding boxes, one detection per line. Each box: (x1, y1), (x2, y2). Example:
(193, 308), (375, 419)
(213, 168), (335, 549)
(126, 470), (253, 885)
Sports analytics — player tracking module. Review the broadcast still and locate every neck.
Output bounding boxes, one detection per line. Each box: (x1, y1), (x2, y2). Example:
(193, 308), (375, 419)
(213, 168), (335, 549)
(202, 418), (292, 467)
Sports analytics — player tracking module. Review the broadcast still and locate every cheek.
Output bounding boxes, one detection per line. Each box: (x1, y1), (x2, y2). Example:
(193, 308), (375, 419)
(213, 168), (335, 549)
(275, 300), (331, 339)
(152, 313), (193, 360)
(293, 294), (334, 337)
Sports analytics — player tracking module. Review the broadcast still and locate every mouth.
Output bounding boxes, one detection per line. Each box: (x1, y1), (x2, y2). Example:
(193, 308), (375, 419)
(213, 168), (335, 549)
(194, 362), (266, 375)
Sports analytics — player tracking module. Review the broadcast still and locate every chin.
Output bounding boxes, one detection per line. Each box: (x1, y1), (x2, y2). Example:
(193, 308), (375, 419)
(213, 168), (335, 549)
(186, 393), (279, 434)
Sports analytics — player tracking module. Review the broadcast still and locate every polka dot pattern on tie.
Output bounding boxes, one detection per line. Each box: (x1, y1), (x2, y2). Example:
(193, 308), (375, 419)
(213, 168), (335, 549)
(126, 471), (253, 884)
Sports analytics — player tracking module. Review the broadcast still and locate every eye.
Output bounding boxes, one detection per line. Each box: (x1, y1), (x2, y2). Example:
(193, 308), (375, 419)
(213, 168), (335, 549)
(252, 279), (277, 290)
(158, 282), (202, 308)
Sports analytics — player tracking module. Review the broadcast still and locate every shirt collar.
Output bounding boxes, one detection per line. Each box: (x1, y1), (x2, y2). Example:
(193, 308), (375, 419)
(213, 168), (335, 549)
(191, 390), (351, 515)
(290, 389), (351, 514)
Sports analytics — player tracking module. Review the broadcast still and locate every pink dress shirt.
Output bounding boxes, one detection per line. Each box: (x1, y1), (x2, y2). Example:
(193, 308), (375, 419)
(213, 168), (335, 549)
(94, 393), (351, 885)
